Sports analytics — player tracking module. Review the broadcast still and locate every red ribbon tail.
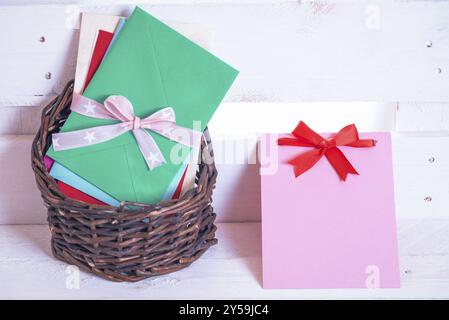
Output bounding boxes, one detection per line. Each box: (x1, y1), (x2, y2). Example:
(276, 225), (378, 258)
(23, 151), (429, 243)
(288, 149), (324, 178)
(278, 136), (317, 148)
(325, 147), (358, 181)
(346, 139), (377, 147)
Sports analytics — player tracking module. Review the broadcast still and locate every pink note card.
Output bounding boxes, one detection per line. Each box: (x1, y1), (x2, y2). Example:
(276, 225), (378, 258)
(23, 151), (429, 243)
(260, 132), (400, 289)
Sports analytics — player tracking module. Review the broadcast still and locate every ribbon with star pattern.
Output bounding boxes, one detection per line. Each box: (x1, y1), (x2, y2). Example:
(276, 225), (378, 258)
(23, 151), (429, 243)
(52, 93), (202, 170)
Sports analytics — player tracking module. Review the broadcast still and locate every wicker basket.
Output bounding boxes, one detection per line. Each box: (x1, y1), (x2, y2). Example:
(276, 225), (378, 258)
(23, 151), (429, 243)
(31, 81), (218, 282)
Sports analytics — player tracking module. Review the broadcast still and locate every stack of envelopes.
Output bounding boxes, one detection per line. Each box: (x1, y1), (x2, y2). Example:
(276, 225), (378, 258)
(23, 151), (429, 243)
(45, 7), (238, 205)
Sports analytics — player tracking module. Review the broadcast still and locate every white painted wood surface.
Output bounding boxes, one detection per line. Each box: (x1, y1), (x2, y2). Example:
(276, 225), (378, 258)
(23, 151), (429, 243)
(0, 0), (448, 299)
(1, 130), (448, 225)
(392, 133), (449, 220)
(396, 103), (449, 132)
(1, 222), (448, 299)
(1, 0), (449, 110)
(0, 3), (446, 222)
(4, 101), (398, 224)
(1, 101), (397, 135)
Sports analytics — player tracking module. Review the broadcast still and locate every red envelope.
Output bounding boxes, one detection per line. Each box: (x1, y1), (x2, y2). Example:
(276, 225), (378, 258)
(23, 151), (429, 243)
(172, 166), (188, 199)
(57, 181), (106, 205)
(83, 30), (114, 92)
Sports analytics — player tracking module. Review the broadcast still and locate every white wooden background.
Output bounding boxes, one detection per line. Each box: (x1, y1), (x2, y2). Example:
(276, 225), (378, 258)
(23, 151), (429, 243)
(0, 0), (448, 299)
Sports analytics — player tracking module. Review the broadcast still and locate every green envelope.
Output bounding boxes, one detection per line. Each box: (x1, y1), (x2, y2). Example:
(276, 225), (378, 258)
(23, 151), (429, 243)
(47, 7), (238, 204)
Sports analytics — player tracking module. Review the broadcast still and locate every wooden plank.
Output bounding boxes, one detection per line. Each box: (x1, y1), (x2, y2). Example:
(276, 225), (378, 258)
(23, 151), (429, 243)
(0, 106), (43, 134)
(0, 135), (47, 224)
(3, 101), (395, 135)
(0, 222), (448, 299)
(396, 102), (449, 132)
(1, 131), (449, 224)
(0, 1), (449, 107)
(392, 133), (449, 220)
(209, 101), (395, 222)
(0, 101), (396, 223)
(0, 4), (213, 107)
(209, 102), (395, 139)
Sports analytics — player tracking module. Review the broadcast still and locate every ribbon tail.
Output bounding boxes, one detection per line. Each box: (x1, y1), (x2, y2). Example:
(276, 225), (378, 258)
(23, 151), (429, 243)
(52, 123), (128, 151)
(346, 139), (377, 147)
(325, 147), (358, 181)
(278, 137), (317, 148)
(333, 124), (377, 148)
(70, 93), (121, 120)
(132, 128), (166, 170)
(288, 148), (324, 178)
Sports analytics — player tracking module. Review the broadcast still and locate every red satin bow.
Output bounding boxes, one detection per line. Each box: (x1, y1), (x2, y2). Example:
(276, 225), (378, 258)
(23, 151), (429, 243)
(278, 121), (376, 181)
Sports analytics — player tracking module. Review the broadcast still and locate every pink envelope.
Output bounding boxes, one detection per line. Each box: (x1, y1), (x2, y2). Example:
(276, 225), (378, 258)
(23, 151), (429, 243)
(260, 132), (400, 289)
